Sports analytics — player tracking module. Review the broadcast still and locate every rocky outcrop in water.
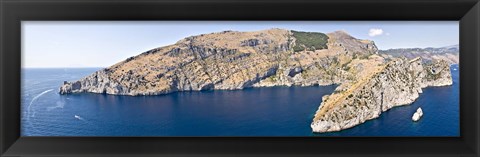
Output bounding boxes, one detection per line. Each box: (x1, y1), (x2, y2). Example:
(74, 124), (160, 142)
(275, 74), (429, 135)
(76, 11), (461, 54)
(412, 107), (423, 122)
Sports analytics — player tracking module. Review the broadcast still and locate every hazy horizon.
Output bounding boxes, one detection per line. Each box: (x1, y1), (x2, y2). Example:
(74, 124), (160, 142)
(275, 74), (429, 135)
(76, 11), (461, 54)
(23, 21), (459, 68)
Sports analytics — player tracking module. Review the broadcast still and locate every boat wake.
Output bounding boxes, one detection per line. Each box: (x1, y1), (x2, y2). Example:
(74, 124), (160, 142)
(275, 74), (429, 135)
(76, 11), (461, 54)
(28, 89), (54, 118)
(26, 89), (54, 132)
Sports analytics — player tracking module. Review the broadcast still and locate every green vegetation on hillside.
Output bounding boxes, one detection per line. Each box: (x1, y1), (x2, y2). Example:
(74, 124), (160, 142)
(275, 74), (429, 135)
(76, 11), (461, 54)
(291, 30), (329, 52)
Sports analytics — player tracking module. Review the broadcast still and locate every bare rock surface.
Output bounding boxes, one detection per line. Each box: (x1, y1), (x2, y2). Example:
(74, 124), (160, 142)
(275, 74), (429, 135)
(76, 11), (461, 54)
(412, 107), (423, 122)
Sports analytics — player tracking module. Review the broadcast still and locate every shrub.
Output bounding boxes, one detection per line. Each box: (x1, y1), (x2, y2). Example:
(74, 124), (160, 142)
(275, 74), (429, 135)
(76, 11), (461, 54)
(291, 30), (329, 52)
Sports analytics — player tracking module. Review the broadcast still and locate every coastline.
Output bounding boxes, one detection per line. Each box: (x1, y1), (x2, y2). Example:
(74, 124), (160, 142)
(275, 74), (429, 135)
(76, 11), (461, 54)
(20, 65), (459, 136)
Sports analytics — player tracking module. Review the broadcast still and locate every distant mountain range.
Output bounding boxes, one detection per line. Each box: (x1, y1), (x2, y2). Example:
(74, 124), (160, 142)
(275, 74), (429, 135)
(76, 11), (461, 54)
(379, 44), (459, 64)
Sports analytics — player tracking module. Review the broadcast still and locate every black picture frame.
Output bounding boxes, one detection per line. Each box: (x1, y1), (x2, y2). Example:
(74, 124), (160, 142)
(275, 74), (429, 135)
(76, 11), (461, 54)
(1, 0), (479, 156)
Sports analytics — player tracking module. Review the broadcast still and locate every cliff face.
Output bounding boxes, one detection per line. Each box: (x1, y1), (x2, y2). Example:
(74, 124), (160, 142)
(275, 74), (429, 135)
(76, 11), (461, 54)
(310, 57), (452, 133)
(59, 29), (377, 96)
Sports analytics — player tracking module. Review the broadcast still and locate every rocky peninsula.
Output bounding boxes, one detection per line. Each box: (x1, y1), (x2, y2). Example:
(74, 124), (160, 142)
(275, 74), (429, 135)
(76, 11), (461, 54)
(59, 28), (453, 133)
(310, 57), (452, 133)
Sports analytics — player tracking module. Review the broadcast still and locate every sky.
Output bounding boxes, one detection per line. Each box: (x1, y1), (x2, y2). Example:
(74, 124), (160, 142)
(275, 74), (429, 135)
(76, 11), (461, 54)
(22, 21), (459, 68)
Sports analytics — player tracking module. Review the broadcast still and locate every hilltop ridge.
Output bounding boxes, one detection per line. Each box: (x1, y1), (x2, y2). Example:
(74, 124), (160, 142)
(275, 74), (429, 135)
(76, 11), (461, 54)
(59, 28), (377, 96)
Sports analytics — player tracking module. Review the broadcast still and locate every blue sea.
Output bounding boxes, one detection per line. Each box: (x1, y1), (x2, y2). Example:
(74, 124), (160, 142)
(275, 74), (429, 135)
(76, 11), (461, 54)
(21, 65), (460, 136)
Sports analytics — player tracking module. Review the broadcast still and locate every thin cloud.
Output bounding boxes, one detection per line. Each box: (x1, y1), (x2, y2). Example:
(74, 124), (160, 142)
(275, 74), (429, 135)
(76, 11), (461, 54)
(368, 28), (384, 37)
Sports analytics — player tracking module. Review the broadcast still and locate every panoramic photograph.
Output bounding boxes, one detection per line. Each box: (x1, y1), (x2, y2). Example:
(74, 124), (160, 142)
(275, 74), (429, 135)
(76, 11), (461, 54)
(21, 21), (459, 136)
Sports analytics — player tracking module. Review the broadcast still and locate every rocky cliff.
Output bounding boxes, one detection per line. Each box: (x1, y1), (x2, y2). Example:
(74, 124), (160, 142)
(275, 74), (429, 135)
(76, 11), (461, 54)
(310, 57), (452, 133)
(59, 29), (377, 95)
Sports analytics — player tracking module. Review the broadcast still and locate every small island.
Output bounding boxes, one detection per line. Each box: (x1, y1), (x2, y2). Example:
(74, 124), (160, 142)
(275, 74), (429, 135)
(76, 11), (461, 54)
(58, 29), (454, 133)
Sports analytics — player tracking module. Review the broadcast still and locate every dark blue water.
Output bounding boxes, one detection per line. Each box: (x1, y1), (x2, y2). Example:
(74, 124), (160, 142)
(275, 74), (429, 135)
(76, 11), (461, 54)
(21, 65), (459, 136)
